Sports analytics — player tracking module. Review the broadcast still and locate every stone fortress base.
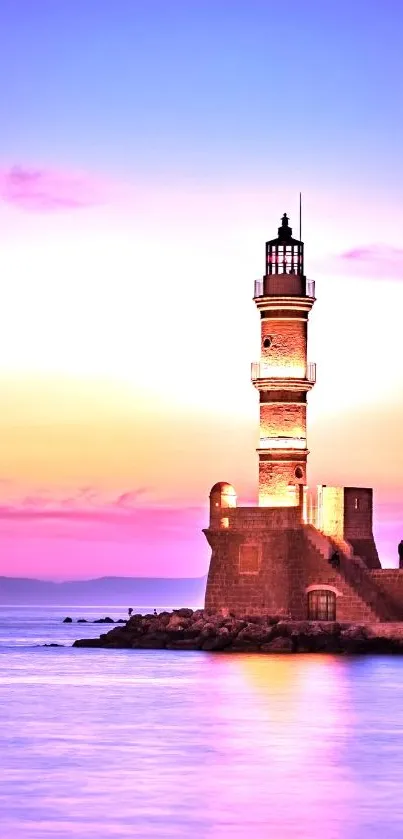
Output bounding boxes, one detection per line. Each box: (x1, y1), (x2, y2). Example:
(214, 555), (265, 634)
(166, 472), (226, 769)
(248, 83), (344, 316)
(204, 483), (403, 623)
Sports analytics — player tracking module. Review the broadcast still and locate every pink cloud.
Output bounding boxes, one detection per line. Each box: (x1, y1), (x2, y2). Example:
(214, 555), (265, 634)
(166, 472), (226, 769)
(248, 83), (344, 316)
(0, 492), (209, 579)
(0, 165), (107, 213)
(0, 486), (152, 524)
(339, 244), (403, 279)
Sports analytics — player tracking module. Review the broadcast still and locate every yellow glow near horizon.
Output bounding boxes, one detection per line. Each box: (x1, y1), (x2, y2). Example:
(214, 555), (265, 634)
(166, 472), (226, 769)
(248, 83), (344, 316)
(1, 194), (403, 512)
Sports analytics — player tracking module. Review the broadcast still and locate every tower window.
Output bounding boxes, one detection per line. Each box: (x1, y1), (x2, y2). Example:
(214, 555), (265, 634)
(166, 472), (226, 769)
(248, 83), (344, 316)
(263, 337), (272, 349)
(354, 498), (360, 510)
(294, 466), (303, 480)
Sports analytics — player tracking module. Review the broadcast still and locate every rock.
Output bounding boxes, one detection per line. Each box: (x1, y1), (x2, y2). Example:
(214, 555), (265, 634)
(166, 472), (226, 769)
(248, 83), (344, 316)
(63, 617), (73, 623)
(77, 619), (88, 623)
(340, 626), (369, 653)
(135, 632), (169, 649)
(117, 619), (126, 623)
(167, 614), (185, 631)
(199, 622), (217, 640)
(188, 618), (206, 632)
(43, 643), (64, 647)
(72, 611), (403, 655)
(100, 627), (133, 647)
(229, 642), (260, 652)
(292, 622), (341, 653)
(167, 638), (200, 650)
(261, 636), (294, 653)
(271, 620), (292, 638)
(235, 623), (274, 646)
(73, 638), (105, 647)
(93, 617), (115, 624)
(173, 608), (194, 618)
(202, 628), (232, 651)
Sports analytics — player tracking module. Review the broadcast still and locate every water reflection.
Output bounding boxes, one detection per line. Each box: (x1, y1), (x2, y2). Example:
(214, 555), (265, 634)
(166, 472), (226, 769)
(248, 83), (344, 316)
(1, 648), (403, 838)
(203, 655), (355, 839)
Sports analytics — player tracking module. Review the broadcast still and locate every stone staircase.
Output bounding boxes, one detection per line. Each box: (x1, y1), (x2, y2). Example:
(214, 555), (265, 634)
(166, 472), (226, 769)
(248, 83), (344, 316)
(304, 525), (403, 622)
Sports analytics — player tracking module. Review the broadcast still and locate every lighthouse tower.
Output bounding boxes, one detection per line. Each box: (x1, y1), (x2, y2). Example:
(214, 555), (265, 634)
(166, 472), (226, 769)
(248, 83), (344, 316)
(203, 208), (387, 619)
(251, 213), (316, 507)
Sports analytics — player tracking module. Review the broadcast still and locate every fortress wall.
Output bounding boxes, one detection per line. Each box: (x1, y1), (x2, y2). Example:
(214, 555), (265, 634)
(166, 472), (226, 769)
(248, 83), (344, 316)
(226, 506), (300, 529)
(343, 488), (381, 568)
(370, 570), (403, 602)
(204, 520), (383, 621)
(204, 530), (295, 615)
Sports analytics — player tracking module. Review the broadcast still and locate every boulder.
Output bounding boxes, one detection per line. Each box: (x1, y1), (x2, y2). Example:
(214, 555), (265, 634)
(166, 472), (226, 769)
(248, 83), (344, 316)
(261, 636), (294, 653)
(199, 622), (217, 640)
(132, 633), (169, 649)
(229, 642), (260, 652)
(167, 638), (200, 650)
(173, 608), (194, 619)
(73, 638), (105, 647)
(63, 617), (73, 623)
(167, 614), (185, 631)
(202, 628), (232, 651)
(93, 616), (115, 624)
(101, 627), (133, 646)
(292, 622), (341, 653)
(339, 626), (369, 653)
(235, 623), (274, 646)
(77, 619), (88, 623)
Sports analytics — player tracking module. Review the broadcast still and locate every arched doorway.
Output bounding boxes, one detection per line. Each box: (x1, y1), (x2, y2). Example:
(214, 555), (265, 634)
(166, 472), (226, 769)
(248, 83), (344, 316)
(307, 589), (336, 621)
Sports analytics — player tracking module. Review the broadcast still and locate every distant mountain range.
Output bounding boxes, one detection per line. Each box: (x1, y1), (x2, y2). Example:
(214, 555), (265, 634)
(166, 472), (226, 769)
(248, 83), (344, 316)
(0, 576), (207, 607)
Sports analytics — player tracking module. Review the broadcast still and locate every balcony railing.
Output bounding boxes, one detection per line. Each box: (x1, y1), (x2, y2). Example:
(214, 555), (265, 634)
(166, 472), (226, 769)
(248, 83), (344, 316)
(251, 361), (316, 384)
(258, 436), (307, 450)
(307, 362), (316, 382)
(253, 278), (315, 298)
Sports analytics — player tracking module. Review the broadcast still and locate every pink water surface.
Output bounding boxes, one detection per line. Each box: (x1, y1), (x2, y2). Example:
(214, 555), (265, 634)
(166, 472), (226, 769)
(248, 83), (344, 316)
(1, 609), (403, 838)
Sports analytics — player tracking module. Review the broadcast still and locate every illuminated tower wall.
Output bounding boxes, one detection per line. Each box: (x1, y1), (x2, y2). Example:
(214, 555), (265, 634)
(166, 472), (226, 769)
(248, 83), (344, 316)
(251, 214), (316, 507)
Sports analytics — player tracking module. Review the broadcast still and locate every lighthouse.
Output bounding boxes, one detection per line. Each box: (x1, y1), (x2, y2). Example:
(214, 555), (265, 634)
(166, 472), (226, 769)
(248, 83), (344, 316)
(203, 208), (385, 620)
(251, 212), (316, 507)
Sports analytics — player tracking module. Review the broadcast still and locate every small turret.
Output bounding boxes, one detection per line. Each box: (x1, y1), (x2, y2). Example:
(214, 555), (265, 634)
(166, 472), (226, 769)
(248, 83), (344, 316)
(209, 482), (237, 528)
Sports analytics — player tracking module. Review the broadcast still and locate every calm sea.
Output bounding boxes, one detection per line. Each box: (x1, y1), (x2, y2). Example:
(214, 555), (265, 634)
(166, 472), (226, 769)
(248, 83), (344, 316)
(1, 605), (403, 839)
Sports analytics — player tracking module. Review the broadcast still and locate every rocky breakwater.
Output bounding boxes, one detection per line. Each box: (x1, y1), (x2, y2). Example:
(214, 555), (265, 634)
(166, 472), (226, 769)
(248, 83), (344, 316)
(73, 609), (403, 653)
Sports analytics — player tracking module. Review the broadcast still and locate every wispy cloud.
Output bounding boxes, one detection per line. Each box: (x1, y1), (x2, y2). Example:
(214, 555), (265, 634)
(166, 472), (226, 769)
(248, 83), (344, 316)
(0, 486), (151, 523)
(0, 487), (205, 549)
(339, 244), (403, 279)
(0, 166), (107, 213)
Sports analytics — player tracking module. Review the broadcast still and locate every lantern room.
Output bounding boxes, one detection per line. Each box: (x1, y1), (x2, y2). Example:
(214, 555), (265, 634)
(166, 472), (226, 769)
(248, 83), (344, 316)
(265, 213), (304, 277)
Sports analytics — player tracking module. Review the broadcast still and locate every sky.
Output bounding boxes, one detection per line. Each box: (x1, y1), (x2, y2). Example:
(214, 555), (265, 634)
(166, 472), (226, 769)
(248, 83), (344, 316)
(0, 0), (403, 579)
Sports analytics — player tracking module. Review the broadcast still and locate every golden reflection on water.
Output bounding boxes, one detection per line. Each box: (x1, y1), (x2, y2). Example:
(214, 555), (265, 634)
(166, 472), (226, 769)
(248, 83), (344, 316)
(205, 654), (355, 839)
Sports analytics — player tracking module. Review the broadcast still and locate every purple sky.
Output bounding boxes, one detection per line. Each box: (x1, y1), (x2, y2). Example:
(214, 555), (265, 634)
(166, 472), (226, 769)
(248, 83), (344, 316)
(0, 0), (402, 579)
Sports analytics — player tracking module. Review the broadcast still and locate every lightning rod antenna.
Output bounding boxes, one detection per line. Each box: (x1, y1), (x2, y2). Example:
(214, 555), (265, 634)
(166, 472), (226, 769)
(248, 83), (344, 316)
(299, 192), (302, 242)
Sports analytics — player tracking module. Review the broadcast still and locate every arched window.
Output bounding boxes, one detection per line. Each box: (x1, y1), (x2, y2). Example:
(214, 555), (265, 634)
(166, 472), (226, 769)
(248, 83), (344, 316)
(307, 589), (336, 621)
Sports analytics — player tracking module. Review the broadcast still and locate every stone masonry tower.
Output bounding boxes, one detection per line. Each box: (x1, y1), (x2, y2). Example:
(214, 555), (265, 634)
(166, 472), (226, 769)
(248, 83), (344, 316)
(251, 213), (316, 507)
(204, 208), (393, 620)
